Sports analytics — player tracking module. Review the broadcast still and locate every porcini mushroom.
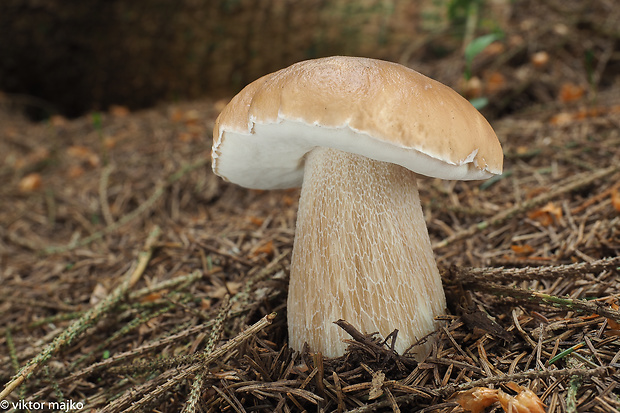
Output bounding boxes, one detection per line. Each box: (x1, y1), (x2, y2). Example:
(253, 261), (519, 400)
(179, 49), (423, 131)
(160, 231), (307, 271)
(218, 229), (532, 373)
(212, 56), (503, 359)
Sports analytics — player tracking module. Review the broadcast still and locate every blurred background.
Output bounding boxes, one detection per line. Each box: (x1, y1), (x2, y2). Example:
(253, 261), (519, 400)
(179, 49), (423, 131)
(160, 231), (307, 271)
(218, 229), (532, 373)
(2, 0), (617, 121)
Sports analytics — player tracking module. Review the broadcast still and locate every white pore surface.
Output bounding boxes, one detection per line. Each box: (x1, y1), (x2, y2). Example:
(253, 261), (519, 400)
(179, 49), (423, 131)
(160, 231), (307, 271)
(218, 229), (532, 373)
(212, 119), (494, 189)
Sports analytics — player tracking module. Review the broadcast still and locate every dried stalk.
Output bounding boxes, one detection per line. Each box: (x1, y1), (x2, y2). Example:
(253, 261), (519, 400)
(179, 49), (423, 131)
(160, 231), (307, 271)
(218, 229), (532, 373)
(444, 256), (620, 285)
(479, 283), (620, 322)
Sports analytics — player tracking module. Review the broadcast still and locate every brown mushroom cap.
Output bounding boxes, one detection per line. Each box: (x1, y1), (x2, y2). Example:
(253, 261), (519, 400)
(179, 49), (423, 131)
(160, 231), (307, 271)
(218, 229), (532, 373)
(212, 56), (503, 189)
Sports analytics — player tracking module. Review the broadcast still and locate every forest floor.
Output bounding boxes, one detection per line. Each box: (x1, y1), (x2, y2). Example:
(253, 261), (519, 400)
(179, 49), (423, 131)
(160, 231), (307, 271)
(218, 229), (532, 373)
(1, 1), (620, 412)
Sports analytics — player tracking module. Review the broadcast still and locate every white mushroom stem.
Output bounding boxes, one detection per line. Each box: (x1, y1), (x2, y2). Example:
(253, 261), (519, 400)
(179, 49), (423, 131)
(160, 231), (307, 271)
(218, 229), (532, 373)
(287, 147), (447, 359)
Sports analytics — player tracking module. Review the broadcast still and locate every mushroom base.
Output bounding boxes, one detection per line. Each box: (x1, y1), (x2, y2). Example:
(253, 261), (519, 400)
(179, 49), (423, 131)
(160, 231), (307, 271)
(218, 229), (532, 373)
(288, 147), (447, 359)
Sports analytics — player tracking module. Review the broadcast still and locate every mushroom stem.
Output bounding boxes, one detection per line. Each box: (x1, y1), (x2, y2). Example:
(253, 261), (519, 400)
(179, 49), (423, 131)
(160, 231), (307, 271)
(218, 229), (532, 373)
(288, 147), (446, 359)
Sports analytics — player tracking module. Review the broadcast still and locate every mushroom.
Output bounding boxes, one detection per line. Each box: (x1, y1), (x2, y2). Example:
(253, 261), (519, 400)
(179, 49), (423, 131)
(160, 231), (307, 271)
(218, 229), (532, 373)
(212, 56), (503, 359)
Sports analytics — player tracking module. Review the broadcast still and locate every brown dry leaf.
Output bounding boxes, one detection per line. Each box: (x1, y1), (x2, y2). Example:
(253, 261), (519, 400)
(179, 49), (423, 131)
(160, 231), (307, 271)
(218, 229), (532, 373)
(508, 34), (525, 47)
(453, 387), (499, 413)
(455, 384), (546, 413)
(549, 112), (573, 126)
(66, 165), (85, 179)
(67, 145), (100, 167)
(252, 240), (274, 257)
(511, 244), (535, 256)
(67, 145), (93, 158)
(200, 298), (212, 310)
(49, 114), (68, 127)
(214, 98), (230, 112)
(559, 83), (585, 102)
(109, 105), (130, 117)
(89, 283), (108, 305)
(607, 301), (620, 330)
(485, 71), (506, 94)
(282, 195), (295, 207)
(211, 281), (243, 299)
(483, 42), (505, 56)
(461, 76), (483, 99)
(140, 291), (168, 303)
(18, 173), (42, 192)
(183, 109), (201, 125)
(368, 371), (385, 400)
(103, 136), (117, 149)
(574, 107), (603, 120)
(528, 202), (562, 226)
(248, 216), (264, 227)
(531, 51), (549, 68)
(611, 189), (620, 213)
(177, 132), (193, 143)
(170, 108), (184, 123)
(497, 384), (546, 413)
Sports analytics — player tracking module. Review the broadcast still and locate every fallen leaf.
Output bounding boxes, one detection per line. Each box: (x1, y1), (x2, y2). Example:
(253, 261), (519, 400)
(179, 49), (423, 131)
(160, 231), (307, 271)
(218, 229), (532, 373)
(549, 112), (573, 126)
(67, 165), (85, 179)
(109, 105), (130, 117)
(528, 202), (562, 226)
(67, 145), (100, 167)
(282, 195), (295, 207)
(461, 76), (483, 99)
(485, 71), (506, 94)
(170, 108), (184, 122)
(90, 283), (108, 305)
(249, 216), (264, 227)
(183, 109), (201, 125)
(368, 371), (385, 400)
(531, 51), (549, 68)
(497, 384), (546, 413)
(455, 384), (546, 413)
(49, 115), (67, 127)
(252, 240), (274, 257)
(103, 136), (117, 149)
(454, 387), (499, 413)
(18, 173), (42, 192)
(511, 244), (535, 256)
(214, 98), (230, 112)
(559, 83), (585, 103)
(483, 42), (505, 56)
(140, 292), (167, 303)
(516, 146), (530, 155)
(607, 301), (620, 330)
(211, 281), (243, 299)
(200, 298), (212, 310)
(611, 189), (620, 213)
(177, 132), (193, 142)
